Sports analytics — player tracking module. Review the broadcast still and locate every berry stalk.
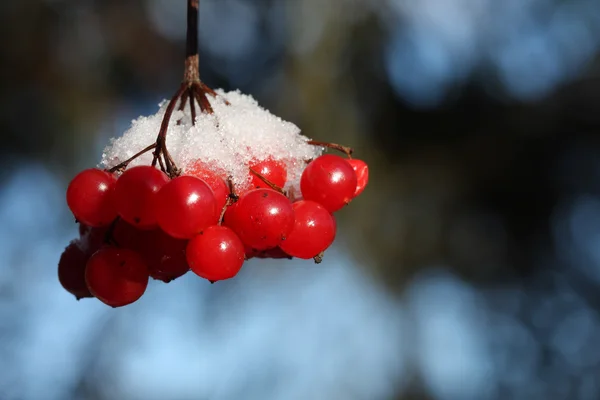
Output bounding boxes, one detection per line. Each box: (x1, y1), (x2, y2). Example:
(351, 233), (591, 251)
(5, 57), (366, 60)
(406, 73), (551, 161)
(106, 0), (228, 177)
(249, 168), (286, 195)
(307, 140), (353, 158)
(186, 0), (200, 62)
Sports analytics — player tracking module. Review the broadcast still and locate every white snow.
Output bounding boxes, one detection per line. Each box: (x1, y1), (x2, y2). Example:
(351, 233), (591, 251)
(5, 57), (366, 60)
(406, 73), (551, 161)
(100, 89), (322, 193)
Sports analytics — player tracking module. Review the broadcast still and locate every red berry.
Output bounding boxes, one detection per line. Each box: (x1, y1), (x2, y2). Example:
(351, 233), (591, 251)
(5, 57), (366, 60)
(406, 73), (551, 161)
(187, 225), (245, 281)
(222, 199), (240, 224)
(111, 221), (189, 282)
(279, 200), (336, 259)
(248, 246), (293, 259)
(155, 176), (218, 239)
(58, 240), (93, 300)
(79, 225), (109, 255)
(78, 223), (90, 237)
(300, 154), (357, 212)
(111, 219), (144, 250)
(185, 160), (229, 212)
(249, 158), (287, 190)
(144, 229), (189, 283)
(244, 246), (259, 260)
(224, 189), (294, 250)
(66, 169), (117, 227)
(85, 247), (149, 307)
(346, 159), (369, 197)
(113, 166), (169, 229)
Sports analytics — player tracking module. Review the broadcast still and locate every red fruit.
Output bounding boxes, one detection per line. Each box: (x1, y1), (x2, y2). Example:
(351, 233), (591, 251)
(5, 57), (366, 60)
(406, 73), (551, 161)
(249, 158), (287, 190)
(113, 166), (169, 229)
(279, 200), (336, 259)
(85, 247), (149, 307)
(79, 226), (109, 255)
(66, 169), (117, 227)
(58, 240), (93, 300)
(78, 223), (90, 237)
(244, 246), (259, 260)
(300, 154), (357, 212)
(111, 219), (144, 250)
(187, 225), (245, 281)
(251, 247), (293, 259)
(155, 176), (218, 239)
(224, 189), (294, 250)
(144, 229), (189, 283)
(346, 159), (369, 197)
(185, 161), (229, 212)
(222, 200), (240, 225)
(111, 221), (189, 282)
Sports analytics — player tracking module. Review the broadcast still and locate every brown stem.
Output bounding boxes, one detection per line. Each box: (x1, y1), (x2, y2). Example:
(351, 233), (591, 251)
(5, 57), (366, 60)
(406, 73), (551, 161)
(194, 85), (214, 114)
(226, 178), (239, 201)
(176, 90), (190, 125)
(184, 0), (200, 82)
(152, 83), (187, 175)
(157, 154), (166, 173)
(178, 90), (190, 111)
(249, 168), (286, 195)
(186, 0), (199, 57)
(184, 56), (200, 84)
(218, 196), (235, 225)
(313, 252), (324, 264)
(218, 179), (239, 225)
(163, 146), (180, 177)
(189, 91), (197, 125)
(307, 140), (353, 158)
(200, 82), (230, 105)
(199, 82), (218, 97)
(107, 143), (157, 173)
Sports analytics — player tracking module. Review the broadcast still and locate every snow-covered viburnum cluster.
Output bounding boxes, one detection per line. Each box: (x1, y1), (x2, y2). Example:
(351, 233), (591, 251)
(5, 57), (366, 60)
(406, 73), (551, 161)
(100, 90), (322, 194)
(60, 88), (369, 308)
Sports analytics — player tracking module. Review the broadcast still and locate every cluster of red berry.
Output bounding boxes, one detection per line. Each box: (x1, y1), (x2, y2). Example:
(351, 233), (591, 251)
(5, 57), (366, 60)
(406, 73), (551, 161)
(59, 152), (369, 307)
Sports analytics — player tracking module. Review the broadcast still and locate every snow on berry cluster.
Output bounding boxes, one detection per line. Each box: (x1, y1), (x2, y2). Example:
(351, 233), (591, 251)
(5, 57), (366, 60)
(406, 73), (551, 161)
(100, 90), (321, 194)
(59, 91), (369, 308)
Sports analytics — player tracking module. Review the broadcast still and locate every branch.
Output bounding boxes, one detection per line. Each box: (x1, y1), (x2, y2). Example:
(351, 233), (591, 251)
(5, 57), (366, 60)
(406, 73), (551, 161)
(184, 0), (200, 83)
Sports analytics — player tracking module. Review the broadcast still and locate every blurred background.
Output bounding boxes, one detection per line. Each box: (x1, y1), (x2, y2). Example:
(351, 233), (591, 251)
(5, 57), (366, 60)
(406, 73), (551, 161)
(2, 0), (600, 399)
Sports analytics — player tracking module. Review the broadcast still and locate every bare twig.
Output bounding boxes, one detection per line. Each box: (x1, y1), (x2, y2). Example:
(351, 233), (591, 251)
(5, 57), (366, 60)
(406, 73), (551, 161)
(307, 140), (353, 158)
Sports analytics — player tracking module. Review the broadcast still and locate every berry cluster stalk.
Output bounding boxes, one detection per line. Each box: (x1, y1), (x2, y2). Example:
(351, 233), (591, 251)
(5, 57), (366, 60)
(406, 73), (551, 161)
(108, 0), (226, 178)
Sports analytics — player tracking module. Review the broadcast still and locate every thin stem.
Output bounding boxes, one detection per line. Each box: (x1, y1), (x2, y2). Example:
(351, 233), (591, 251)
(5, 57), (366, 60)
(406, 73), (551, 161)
(108, 143), (157, 173)
(176, 90), (190, 125)
(157, 154), (166, 173)
(249, 168), (286, 195)
(184, 0), (200, 83)
(219, 179), (238, 225)
(226, 178), (239, 200)
(189, 91), (197, 125)
(307, 140), (353, 158)
(313, 252), (324, 264)
(163, 146), (180, 176)
(194, 85), (214, 114)
(218, 197), (234, 225)
(152, 83), (187, 174)
(178, 90), (190, 111)
(200, 82), (218, 97)
(200, 82), (230, 105)
(186, 0), (199, 58)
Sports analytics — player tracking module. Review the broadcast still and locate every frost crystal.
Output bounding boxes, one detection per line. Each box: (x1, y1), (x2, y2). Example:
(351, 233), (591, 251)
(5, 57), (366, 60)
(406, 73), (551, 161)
(100, 90), (322, 192)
